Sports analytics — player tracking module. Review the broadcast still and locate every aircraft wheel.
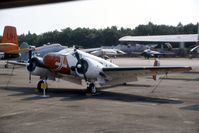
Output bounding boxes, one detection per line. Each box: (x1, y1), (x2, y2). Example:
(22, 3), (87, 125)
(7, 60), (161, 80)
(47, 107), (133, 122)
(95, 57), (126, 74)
(36, 80), (48, 93)
(5, 64), (8, 68)
(86, 83), (96, 95)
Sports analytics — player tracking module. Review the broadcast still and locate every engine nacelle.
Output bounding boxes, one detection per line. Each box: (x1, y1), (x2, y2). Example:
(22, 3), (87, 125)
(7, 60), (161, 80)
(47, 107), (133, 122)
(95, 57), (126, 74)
(76, 57), (104, 80)
(30, 67), (52, 78)
(27, 57), (51, 78)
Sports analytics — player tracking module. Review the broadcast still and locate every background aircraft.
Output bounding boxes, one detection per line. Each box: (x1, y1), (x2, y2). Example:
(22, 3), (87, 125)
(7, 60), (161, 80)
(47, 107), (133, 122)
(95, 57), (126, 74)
(8, 43), (67, 68)
(0, 26), (67, 68)
(84, 47), (125, 59)
(119, 23), (199, 50)
(0, 26), (28, 67)
(119, 23), (199, 58)
(25, 47), (191, 95)
(141, 48), (174, 59)
(189, 24), (199, 57)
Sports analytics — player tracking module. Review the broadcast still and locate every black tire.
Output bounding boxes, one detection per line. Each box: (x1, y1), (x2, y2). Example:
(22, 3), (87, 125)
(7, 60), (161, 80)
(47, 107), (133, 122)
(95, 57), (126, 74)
(90, 83), (96, 94)
(85, 85), (92, 94)
(5, 64), (8, 68)
(36, 80), (48, 93)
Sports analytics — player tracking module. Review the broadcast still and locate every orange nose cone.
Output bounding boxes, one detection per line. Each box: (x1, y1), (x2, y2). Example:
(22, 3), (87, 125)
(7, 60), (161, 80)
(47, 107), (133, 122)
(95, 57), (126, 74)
(43, 53), (70, 74)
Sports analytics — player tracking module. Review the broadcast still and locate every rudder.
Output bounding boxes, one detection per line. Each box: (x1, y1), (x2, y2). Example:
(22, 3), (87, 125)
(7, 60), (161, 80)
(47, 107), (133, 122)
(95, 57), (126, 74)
(2, 26), (18, 45)
(0, 26), (19, 54)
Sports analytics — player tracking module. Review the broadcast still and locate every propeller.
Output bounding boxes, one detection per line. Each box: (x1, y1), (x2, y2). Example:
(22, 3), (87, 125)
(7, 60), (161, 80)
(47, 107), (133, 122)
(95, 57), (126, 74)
(27, 57), (36, 83)
(73, 49), (89, 82)
(27, 46), (34, 83)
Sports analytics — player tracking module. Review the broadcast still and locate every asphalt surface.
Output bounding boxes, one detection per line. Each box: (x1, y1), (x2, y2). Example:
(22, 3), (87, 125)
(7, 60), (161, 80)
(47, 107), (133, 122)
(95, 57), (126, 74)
(0, 58), (199, 133)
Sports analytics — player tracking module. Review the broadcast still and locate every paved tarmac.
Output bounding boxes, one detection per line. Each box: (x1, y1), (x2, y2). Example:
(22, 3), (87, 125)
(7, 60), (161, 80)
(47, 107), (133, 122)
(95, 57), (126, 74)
(0, 58), (199, 133)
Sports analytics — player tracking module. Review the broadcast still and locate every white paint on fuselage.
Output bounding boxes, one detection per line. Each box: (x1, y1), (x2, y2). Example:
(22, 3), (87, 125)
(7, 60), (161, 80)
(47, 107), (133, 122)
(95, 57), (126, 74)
(58, 49), (118, 68)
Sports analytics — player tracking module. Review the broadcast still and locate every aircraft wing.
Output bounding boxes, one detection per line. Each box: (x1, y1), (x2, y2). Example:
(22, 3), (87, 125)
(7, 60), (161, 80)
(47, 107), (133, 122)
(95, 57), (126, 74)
(83, 48), (101, 53)
(101, 66), (191, 85)
(119, 34), (198, 42)
(7, 60), (28, 66)
(151, 52), (175, 56)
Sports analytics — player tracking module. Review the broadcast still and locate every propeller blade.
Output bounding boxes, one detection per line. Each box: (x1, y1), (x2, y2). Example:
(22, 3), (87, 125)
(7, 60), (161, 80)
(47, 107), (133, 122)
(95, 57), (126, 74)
(190, 46), (199, 52)
(83, 73), (88, 82)
(28, 49), (32, 61)
(74, 49), (80, 61)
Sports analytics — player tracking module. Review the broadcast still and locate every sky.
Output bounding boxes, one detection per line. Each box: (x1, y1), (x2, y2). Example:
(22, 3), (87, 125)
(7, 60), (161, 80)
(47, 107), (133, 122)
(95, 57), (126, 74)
(0, 0), (199, 35)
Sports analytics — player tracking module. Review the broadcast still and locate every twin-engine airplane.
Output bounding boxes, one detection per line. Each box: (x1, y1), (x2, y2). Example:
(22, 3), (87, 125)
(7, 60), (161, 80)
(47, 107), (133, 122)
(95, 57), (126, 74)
(27, 48), (192, 95)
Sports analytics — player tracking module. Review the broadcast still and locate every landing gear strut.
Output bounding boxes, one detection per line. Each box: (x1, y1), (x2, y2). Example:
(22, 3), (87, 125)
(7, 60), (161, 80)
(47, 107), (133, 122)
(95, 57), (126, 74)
(5, 63), (8, 68)
(86, 82), (97, 95)
(36, 80), (48, 93)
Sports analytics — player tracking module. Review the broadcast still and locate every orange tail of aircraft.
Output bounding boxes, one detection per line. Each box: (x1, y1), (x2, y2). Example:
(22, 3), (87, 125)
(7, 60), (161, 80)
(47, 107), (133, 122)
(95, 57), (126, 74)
(0, 26), (19, 54)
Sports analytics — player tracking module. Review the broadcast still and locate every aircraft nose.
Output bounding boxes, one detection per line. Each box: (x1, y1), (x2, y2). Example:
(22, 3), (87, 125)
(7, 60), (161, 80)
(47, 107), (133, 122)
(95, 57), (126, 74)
(43, 53), (70, 74)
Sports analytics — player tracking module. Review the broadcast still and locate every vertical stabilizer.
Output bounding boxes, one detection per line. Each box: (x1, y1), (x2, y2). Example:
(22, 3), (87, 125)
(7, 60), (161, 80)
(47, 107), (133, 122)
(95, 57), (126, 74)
(0, 26), (19, 53)
(2, 26), (18, 45)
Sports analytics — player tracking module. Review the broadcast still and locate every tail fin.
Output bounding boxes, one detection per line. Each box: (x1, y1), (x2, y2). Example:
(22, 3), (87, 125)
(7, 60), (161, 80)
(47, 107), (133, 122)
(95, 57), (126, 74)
(1, 26), (19, 53)
(2, 26), (18, 45)
(19, 42), (30, 62)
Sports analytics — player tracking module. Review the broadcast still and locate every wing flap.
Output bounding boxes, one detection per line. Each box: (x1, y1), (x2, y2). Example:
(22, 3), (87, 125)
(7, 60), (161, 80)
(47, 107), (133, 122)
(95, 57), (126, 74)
(101, 66), (191, 85)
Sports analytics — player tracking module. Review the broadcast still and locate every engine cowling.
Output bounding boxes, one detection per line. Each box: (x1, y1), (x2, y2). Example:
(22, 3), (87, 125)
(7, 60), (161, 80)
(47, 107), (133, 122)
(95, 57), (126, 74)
(75, 57), (104, 80)
(27, 57), (50, 77)
(43, 53), (71, 75)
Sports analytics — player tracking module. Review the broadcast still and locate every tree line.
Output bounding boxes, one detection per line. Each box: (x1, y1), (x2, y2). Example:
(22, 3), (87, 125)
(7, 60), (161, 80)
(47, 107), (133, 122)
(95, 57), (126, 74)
(16, 22), (198, 48)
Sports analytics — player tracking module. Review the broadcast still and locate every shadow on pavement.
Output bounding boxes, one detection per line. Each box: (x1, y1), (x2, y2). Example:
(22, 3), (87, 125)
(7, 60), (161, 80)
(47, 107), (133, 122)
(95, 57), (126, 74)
(1, 86), (183, 104)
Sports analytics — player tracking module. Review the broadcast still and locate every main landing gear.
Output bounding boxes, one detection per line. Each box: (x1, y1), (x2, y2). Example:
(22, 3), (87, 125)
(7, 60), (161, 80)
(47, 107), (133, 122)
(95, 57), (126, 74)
(36, 80), (97, 96)
(36, 80), (48, 93)
(4, 64), (8, 68)
(86, 82), (97, 95)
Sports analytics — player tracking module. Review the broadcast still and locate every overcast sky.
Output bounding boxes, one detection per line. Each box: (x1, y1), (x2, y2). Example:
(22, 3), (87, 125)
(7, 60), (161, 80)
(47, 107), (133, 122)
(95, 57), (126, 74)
(0, 0), (199, 35)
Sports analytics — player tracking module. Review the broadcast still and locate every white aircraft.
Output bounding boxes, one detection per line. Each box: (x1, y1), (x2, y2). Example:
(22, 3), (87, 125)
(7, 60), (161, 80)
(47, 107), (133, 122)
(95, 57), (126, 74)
(84, 47), (125, 59)
(26, 48), (191, 95)
(142, 48), (163, 59)
(141, 48), (175, 59)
